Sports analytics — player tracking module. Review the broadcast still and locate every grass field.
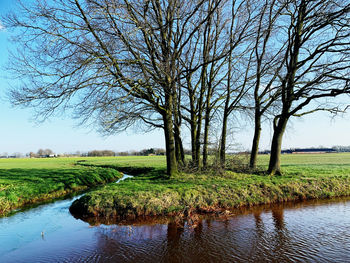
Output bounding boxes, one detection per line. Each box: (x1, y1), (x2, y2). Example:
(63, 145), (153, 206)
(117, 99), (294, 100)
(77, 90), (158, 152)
(69, 153), (350, 221)
(0, 157), (121, 216)
(1, 154), (350, 219)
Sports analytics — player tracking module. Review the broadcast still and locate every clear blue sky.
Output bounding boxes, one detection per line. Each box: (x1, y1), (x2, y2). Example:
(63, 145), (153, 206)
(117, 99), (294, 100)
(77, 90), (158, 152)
(0, 0), (349, 155)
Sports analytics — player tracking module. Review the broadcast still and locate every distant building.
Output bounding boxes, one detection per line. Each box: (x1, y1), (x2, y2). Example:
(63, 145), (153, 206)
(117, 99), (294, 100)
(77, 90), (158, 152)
(39, 154), (57, 158)
(282, 148), (336, 154)
(258, 148), (337, 155)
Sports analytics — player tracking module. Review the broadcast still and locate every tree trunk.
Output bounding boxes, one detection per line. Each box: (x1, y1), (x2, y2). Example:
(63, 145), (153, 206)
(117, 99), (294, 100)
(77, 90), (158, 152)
(188, 90), (198, 166)
(174, 124), (185, 167)
(202, 110), (210, 168)
(249, 112), (262, 169)
(194, 119), (202, 168)
(173, 90), (185, 167)
(268, 116), (288, 175)
(163, 110), (178, 177)
(190, 121), (197, 165)
(203, 78), (214, 168)
(219, 109), (229, 166)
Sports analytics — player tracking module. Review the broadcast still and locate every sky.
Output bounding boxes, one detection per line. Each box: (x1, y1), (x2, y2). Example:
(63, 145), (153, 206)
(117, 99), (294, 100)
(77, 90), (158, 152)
(0, 0), (350, 155)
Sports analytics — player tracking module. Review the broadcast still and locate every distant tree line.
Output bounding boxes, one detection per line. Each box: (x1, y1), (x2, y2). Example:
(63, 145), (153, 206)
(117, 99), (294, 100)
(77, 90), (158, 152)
(29, 149), (55, 158)
(3, 145), (350, 160)
(117, 148), (166, 156)
(87, 150), (116, 157)
(4, 0), (350, 176)
(261, 146), (350, 154)
(330, 146), (350, 153)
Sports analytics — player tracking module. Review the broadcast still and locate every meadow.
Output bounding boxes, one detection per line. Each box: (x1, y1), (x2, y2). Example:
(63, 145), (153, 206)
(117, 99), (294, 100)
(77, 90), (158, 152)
(1, 154), (350, 218)
(0, 157), (121, 216)
(70, 153), (350, 221)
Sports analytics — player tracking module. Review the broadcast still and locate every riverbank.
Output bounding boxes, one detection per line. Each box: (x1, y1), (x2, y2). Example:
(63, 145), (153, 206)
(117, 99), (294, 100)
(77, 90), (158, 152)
(0, 158), (121, 216)
(70, 154), (350, 223)
(2, 154), (350, 221)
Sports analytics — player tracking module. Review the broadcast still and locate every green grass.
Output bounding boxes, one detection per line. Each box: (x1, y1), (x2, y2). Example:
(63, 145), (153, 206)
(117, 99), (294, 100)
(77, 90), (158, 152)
(2, 154), (350, 219)
(0, 157), (122, 216)
(70, 153), (350, 220)
(257, 152), (350, 166)
(80, 156), (167, 170)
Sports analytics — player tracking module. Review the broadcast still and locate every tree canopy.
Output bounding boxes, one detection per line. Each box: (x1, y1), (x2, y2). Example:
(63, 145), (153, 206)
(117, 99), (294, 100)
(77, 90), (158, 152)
(4, 0), (350, 176)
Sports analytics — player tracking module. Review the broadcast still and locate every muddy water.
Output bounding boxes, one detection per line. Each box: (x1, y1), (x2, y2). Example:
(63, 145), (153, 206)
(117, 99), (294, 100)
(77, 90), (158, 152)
(0, 189), (349, 262)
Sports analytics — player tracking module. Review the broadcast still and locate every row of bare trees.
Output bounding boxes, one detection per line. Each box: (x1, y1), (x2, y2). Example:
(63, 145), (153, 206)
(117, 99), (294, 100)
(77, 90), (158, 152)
(3, 0), (350, 176)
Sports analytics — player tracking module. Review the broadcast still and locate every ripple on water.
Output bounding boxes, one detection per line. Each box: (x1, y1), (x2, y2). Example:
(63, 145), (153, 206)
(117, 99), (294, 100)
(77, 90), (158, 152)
(1, 195), (350, 262)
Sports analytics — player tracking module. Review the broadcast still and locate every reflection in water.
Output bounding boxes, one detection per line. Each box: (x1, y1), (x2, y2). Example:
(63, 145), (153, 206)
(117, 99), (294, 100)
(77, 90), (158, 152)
(193, 220), (203, 240)
(272, 206), (285, 230)
(165, 222), (184, 262)
(271, 207), (291, 261)
(251, 210), (265, 260)
(0, 197), (350, 262)
(253, 210), (263, 227)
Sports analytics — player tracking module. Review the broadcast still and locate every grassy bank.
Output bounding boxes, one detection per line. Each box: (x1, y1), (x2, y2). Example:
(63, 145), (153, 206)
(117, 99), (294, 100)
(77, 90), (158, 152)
(70, 153), (350, 221)
(0, 158), (121, 216)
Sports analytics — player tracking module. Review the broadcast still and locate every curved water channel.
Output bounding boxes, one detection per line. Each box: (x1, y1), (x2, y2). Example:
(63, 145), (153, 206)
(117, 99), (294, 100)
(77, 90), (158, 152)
(0, 174), (350, 262)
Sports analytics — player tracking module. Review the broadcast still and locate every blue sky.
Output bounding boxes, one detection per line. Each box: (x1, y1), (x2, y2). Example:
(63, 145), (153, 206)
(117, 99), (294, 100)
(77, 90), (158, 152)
(0, 1), (350, 155)
(0, 0), (165, 155)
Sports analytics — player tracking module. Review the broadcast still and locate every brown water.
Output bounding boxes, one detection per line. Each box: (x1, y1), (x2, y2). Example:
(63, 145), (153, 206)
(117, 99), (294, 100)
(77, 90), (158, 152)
(1, 194), (350, 262)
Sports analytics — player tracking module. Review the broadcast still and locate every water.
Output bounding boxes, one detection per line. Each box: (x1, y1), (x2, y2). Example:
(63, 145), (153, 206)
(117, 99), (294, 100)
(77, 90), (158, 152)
(0, 179), (349, 262)
(115, 174), (133, 184)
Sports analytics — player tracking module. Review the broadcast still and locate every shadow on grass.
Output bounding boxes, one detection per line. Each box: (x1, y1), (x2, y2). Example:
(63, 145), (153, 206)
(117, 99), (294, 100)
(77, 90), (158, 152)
(76, 161), (168, 180)
(0, 169), (85, 187)
(0, 166), (122, 217)
(220, 165), (270, 177)
(0, 167), (122, 195)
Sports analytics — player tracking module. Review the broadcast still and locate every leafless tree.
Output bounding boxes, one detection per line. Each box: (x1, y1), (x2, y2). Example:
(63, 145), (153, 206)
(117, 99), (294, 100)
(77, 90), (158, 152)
(179, 0), (257, 168)
(4, 0), (222, 177)
(248, 0), (286, 169)
(267, 0), (350, 175)
(6, 0), (348, 176)
(178, 0), (229, 168)
(217, 0), (257, 166)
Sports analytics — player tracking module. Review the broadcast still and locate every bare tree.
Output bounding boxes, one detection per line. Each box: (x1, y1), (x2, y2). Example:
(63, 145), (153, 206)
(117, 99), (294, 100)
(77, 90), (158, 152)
(4, 0), (221, 177)
(37, 149), (45, 157)
(37, 149), (53, 156)
(202, 0), (233, 168)
(178, 0), (229, 168)
(218, 0), (257, 166)
(179, 0), (257, 168)
(248, 0), (286, 169)
(267, 0), (350, 175)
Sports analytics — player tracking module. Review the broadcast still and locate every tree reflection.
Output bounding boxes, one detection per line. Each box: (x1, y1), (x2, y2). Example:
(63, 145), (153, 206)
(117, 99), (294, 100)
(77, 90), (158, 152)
(193, 220), (203, 240)
(164, 222), (184, 262)
(272, 206), (285, 231)
(271, 206), (293, 261)
(253, 210), (263, 229)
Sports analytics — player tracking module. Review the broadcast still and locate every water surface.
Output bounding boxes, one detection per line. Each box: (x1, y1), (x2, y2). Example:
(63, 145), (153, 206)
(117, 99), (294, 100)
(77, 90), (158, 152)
(0, 188), (349, 262)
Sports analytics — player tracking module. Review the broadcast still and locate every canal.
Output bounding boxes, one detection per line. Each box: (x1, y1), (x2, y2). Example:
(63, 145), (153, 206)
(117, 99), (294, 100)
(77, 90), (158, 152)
(0, 182), (349, 262)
